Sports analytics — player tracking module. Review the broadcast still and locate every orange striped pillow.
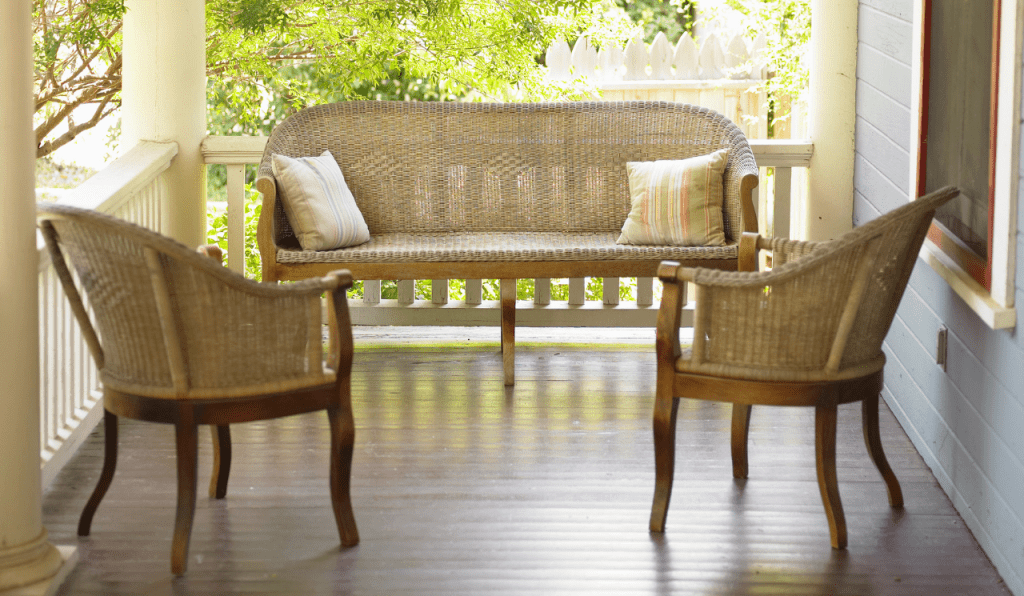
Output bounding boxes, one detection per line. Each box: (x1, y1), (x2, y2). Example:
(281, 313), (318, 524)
(616, 149), (729, 246)
(272, 151), (371, 250)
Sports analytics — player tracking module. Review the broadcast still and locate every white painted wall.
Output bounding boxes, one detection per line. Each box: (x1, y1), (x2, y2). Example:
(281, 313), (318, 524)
(855, 1), (1024, 593)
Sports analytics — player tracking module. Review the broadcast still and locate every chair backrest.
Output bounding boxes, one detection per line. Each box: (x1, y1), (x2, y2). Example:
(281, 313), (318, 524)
(691, 186), (958, 379)
(38, 204), (325, 398)
(257, 100), (757, 243)
(835, 186), (959, 370)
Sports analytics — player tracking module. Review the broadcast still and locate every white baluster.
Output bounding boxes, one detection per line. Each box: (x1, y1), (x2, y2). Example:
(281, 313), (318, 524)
(699, 33), (725, 79)
(623, 35), (650, 81)
(673, 34), (700, 79)
(603, 277), (620, 306)
(571, 36), (598, 79)
(773, 166), (792, 239)
(598, 44), (625, 81)
(363, 280), (381, 305)
(535, 278), (551, 306)
(637, 277), (654, 307)
(649, 32), (673, 80)
(546, 39), (572, 80)
(466, 279), (483, 305)
(432, 279), (449, 305)
(398, 280), (414, 305)
(726, 34), (750, 79)
(226, 165), (245, 275)
(569, 277), (586, 306)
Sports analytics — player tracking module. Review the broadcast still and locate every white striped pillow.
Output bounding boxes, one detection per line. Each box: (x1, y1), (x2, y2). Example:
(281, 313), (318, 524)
(272, 151), (371, 250)
(616, 149), (729, 246)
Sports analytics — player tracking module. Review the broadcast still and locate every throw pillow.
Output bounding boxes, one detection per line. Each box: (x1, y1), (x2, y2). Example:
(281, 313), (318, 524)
(616, 148), (729, 246)
(271, 151), (371, 250)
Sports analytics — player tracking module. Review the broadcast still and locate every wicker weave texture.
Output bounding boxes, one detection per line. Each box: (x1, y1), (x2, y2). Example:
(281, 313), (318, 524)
(676, 186), (960, 382)
(39, 204), (340, 400)
(258, 101), (758, 253)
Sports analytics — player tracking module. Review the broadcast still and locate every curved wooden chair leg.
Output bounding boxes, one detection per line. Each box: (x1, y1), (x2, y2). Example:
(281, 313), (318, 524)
(209, 425), (231, 499)
(328, 403), (360, 547)
(172, 419), (199, 575)
(862, 393), (904, 507)
(731, 404), (752, 479)
(79, 409), (118, 536)
(649, 395), (680, 532)
(815, 403), (847, 549)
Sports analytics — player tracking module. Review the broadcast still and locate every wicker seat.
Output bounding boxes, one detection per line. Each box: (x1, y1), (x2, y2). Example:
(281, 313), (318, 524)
(649, 186), (960, 548)
(38, 204), (360, 574)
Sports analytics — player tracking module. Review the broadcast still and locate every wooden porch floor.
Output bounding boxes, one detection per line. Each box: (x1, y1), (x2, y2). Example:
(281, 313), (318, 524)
(43, 328), (1010, 595)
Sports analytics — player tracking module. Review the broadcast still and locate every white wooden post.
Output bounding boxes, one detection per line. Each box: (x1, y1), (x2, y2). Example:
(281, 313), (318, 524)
(0, 0), (67, 589)
(805, 0), (857, 241)
(122, 0), (207, 247)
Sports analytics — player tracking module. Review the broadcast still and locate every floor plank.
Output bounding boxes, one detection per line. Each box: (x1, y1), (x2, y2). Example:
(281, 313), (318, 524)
(43, 332), (1011, 595)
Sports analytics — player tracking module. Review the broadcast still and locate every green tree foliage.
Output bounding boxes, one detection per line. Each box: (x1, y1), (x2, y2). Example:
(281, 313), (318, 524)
(33, 0), (631, 156)
(722, 0), (810, 116)
(33, 0), (124, 157)
(614, 0), (696, 44)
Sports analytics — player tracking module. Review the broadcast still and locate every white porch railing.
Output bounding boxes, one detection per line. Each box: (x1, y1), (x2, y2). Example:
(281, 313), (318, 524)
(201, 136), (813, 328)
(37, 141), (177, 489)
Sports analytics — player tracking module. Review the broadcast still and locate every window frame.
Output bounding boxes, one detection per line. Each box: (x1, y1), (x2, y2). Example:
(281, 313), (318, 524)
(910, 0), (1021, 329)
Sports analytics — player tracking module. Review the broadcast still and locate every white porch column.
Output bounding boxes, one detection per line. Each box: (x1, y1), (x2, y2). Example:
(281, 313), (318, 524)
(0, 0), (65, 591)
(804, 0), (858, 241)
(122, 0), (207, 247)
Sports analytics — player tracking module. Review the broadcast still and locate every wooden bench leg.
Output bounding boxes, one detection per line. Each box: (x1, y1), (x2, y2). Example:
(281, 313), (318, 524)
(731, 404), (752, 479)
(500, 278), (515, 386)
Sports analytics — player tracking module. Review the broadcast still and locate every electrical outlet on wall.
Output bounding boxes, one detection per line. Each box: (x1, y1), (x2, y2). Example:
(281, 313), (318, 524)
(937, 326), (948, 371)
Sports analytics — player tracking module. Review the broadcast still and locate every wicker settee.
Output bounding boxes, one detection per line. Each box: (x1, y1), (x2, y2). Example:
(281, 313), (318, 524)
(255, 101), (760, 384)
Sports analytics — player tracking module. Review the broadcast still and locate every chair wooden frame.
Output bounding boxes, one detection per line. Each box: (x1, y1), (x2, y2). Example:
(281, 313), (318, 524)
(38, 204), (359, 574)
(648, 187), (960, 548)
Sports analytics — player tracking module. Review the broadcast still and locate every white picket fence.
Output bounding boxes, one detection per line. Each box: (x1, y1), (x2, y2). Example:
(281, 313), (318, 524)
(547, 31), (766, 83)
(547, 32), (769, 141)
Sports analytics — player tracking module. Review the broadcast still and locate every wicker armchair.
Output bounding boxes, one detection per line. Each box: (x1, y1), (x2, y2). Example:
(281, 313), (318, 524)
(38, 204), (359, 574)
(649, 186), (960, 548)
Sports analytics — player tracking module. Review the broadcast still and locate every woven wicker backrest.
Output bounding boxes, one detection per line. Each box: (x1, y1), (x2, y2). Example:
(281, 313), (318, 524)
(692, 186), (958, 377)
(39, 204), (324, 398)
(258, 101), (756, 246)
(836, 187), (959, 368)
